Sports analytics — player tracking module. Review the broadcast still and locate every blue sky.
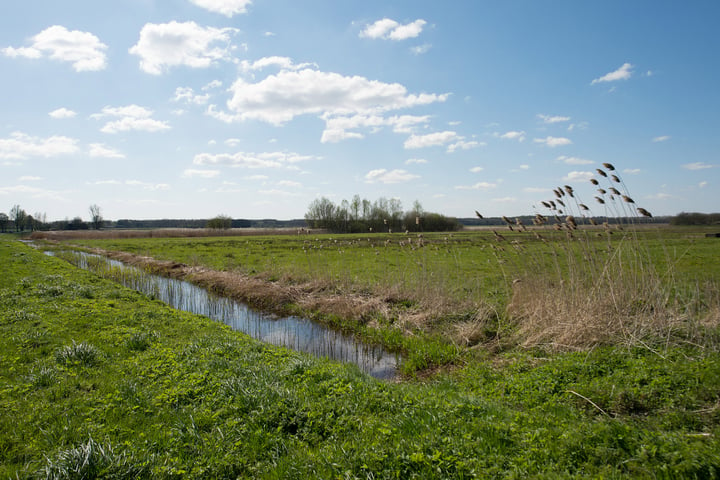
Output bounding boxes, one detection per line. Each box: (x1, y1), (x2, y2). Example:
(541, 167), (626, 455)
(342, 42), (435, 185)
(1, 0), (718, 222)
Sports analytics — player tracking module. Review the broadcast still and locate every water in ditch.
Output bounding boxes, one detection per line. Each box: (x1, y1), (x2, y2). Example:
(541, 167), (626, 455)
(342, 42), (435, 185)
(47, 249), (399, 379)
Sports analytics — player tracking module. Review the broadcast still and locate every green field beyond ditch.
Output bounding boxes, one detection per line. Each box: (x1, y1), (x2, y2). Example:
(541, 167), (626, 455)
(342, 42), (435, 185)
(2, 231), (720, 477)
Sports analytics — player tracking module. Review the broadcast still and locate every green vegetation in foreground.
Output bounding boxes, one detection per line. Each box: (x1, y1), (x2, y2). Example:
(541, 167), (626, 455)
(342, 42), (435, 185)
(2, 240), (720, 478)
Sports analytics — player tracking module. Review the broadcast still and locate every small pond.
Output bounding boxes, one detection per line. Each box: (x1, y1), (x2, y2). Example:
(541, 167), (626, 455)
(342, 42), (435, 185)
(45, 249), (400, 379)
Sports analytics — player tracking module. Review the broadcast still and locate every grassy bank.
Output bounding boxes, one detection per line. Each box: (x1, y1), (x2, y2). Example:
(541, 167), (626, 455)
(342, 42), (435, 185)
(2, 239), (720, 478)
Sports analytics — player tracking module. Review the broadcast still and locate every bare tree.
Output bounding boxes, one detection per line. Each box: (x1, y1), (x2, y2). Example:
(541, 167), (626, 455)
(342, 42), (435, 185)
(0, 213), (8, 233)
(9, 205), (27, 232)
(89, 204), (103, 230)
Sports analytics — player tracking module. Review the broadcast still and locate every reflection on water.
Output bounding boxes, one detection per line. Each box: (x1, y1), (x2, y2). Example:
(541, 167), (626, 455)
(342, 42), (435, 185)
(47, 250), (399, 379)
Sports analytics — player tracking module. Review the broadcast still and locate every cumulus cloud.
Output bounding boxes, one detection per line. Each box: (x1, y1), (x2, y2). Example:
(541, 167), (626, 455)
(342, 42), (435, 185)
(533, 136), (572, 147)
(682, 162), (714, 170)
(129, 21), (238, 75)
(89, 143), (124, 158)
(404, 131), (461, 150)
(188, 0), (252, 17)
(364, 169), (419, 184)
(91, 105), (170, 133)
(221, 68), (447, 126)
(360, 18), (427, 41)
(592, 63), (634, 84)
(321, 114), (395, 143)
(563, 171), (594, 182)
(240, 56), (316, 73)
(0, 132), (79, 159)
(470, 166), (484, 173)
(193, 151), (316, 169)
(2, 25), (107, 71)
(49, 108), (77, 119)
(172, 86), (211, 105)
(499, 131), (526, 142)
(537, 114), (571, 124)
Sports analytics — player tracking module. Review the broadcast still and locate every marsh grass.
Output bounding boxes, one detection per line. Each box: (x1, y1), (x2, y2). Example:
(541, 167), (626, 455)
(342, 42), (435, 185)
(495, 164), (720, 351)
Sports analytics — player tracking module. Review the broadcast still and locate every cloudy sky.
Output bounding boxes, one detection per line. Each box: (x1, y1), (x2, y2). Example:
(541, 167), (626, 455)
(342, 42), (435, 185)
(1, 1), (718, 221)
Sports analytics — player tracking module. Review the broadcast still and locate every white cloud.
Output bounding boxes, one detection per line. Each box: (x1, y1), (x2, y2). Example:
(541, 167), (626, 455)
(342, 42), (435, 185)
(491, 197), (517, 204)
(524, 187), (552, 193)
(592, 63), (634, 84)
(0, 131), (79, 159)
(224, 138), (241, 147)
(182, 168), (220, 178)
(194, 151), (316, 169)
(223, 68), (448, 126)
(19, 176), (42, 181)
(534, 136), (572, 147)
(683, 162), (715, 170)
(537, 114), (570, 124)
(92, 104), (170, 133)
(88, 143), (125, 158)
(499, 130), (526, 142)
(699, 181), (708, 188)
(2, 25), (107, 71)
(49, 108), (77, 119)
(188, 0), (252, 17)
(557, 155), (593, 165)
(129, 21), (238, 75)
(519, 164), (530, 170)
(404, 131), (460, 149)
(470, 166), (484, 173)
(623, 168), (641, 174)
(447, 140), (480, 153)
(405, 158), (428, 165)
(173, 86), (210, 105)
(360, 18), (427, 41)
(563, 171), (594, 182)
(364, 169), (419, 184)
(411, 44), (432, 55)
(454, 182), (497, 190)
(652, 135), (671, 142)
(240, 56), (316, 73)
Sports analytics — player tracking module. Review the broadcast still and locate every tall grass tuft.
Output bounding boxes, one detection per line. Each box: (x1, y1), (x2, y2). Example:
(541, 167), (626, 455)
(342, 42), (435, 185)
(41, 436), (148, 480)
(492, 164), (719, 352)
(55, 341), (101, 367)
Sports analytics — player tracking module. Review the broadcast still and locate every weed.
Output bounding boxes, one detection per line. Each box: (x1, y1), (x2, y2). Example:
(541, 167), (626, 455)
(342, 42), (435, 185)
(125, 331), (158, 352)
(41, 436), (148, 480)
(55, 341), (101, 367)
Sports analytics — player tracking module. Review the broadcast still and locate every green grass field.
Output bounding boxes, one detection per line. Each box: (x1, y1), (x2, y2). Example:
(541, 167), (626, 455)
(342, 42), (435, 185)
(3, 226), (720, 477)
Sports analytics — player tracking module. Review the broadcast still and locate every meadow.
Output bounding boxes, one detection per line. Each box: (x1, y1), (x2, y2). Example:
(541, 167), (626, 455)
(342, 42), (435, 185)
(4, 217), (719, 477)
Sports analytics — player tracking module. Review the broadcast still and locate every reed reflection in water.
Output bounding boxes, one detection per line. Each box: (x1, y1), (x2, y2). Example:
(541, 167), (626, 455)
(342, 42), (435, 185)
(51, 250), (399, 379)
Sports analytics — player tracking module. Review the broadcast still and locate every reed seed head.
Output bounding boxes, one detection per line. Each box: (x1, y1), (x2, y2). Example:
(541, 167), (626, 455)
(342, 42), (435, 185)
(622, 195), (635, 204)
(598, 188), (607, 195)
(609, 187), (621, 195)
(602, 162), (616, 171)
(637, 207), (652, 217)
(611, 174), (621, 183)
(579, 204), (589, 211)
(590, 178), (599, 185)
(595, 196), (605, 204)
(596, 168), (608, 177)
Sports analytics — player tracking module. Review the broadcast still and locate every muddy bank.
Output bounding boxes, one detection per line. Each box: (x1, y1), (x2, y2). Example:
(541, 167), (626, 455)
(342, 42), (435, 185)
(84, 247), (396, 330)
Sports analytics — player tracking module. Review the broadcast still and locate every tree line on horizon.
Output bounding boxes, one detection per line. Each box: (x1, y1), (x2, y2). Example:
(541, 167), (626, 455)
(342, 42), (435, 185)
(1, 202), (715, 234)
(304, 196), (462, 233)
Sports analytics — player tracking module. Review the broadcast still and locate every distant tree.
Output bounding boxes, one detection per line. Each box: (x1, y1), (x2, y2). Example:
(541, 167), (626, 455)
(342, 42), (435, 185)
(33, 212), (47, 231)
(9, 205), (27, 232)
(67, 217), (88, 230)
(89, 204), (103, 230)
(0, 213), (8, 233)
(305, 197), (336, 229)
(206, 214), (232, 229)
